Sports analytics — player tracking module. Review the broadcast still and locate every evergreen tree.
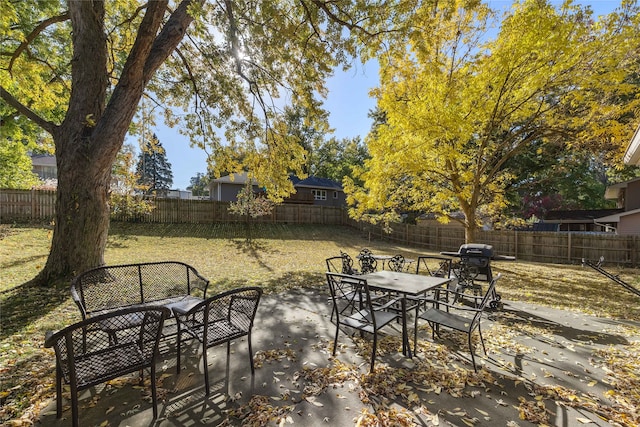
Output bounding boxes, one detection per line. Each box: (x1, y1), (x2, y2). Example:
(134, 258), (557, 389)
(135, 134), (173, 196)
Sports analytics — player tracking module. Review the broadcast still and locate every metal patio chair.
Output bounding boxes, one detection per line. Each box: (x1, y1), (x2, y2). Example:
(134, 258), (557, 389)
(415, 274), (501, 371)
(326, 252), (359, 275)
(44, 306), (170, 427)
(326, 272), (399, 372)
(415, 255), (453, 278)
(358, 251), (378, 274)
(386, 254), (407, 272)
(173, 287), (262, 396)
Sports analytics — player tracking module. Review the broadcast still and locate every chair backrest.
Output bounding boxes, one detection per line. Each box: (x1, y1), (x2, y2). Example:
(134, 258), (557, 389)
(326, 256), (344, 273)
(326, 252), (358, 275)
(416, 255), (452, 278)
(358, 253), (378, 274)
(468, 273), (501, 328)
(339, 251), (357, 274)
(187, 287), (262, 340)
(70, 261), (209, 318)
(326, 272), (378, 329)
(44, 306), (170, 388)
(387, 254), (405, 272)
(359, 248), (372, 256)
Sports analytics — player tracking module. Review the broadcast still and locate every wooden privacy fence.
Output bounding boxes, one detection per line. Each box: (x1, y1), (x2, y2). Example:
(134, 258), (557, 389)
(0, 189), (56, 222)
(0, 189), (347, 225)
(2, 189), (638, 266)
(349, 220), (640, 267)
(110, 198), (347, 225)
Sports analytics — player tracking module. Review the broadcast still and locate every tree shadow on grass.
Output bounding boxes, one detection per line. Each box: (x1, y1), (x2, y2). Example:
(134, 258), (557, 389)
(108, 221), (361, 241)
(0, 278), (70, 340)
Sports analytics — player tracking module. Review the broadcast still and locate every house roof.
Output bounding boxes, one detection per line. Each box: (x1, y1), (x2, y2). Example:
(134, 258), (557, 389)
(210, 172), (343, 190)
(290, 175), (343, 190)
(624, 123), (640, 165)
(604, 177), (640, 200)
(30, 154), (56, 166)
(544, 209), (624, 223)
(210, 171), (256, 185)
(596, 207), (640, 223)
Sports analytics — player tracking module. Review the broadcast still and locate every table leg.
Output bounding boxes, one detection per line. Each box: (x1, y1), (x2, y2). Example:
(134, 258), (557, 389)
(401, 297), (412, 358)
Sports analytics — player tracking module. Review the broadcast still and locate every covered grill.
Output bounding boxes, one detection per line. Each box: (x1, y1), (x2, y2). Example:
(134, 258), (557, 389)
(458, 243), (494, 282)
(440, 243), (512, 309)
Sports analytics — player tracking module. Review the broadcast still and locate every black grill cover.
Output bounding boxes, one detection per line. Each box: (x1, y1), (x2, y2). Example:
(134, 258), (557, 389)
(459, 243), (494, 259)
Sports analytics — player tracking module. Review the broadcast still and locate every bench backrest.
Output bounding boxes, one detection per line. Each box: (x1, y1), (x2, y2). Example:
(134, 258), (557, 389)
(71, 261), (209, 318)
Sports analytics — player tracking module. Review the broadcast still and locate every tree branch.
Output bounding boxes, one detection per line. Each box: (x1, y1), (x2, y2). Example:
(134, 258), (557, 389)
(7, 12), (70, 74)
(143, 0), (199, 81)
(0, 86), (58, 134)
(309, 0), (374, 36)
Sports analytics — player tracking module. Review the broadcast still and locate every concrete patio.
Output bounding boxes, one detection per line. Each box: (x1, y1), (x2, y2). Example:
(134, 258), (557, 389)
(36, 287), (639, 427)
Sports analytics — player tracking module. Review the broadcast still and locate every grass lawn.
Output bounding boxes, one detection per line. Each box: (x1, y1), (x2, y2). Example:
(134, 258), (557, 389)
(1, 222), (639, 425)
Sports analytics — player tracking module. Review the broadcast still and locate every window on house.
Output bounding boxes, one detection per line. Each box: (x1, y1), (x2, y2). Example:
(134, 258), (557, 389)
(312, 189), (327, 200)
(333, 191), (338, 199)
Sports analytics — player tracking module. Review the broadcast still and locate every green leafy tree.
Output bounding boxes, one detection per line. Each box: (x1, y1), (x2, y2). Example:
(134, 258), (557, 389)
(314, 136), (369, 184)
(110, 143), (154, 218)
(503, 142), (615, 220)
(0, 140), (40, 189)
(1, 0), (398, 283)
(282, 105), (330, 176)
(346, 0), (640, 242)
(228, 182), (275, 242)
(135, 134), (173, 196)
(187, 172), (209, 197)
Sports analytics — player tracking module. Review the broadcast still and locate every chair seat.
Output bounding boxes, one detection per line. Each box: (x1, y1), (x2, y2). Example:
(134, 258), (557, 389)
(182, 319), (247, 347)
(173, 287), (262, 396)
(165, 295), (205, 315)
(419, 308), (473, 333)
(97, 312), (146, 332)
(74, 342), (147, 388)
(341, 309), (398, 334)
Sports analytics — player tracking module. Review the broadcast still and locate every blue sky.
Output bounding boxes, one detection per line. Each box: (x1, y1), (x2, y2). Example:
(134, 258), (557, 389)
(148, 1), (621, 190)
(153, 59), (380, 190)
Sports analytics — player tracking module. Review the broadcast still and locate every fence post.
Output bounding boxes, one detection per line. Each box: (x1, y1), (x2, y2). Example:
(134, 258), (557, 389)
(31, 188), (36, 221)
(567, 232), (572, 262)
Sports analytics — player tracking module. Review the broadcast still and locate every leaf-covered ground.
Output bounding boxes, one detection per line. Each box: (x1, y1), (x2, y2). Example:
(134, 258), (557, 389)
(2, 223), (639, 426)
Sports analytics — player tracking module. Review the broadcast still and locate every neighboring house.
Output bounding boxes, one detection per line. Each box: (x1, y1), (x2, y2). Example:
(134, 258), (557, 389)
(595, 124), (640, 235)
(208, 172), (346, 206)
(542, 209), (622, 232)
(31, 153), (57, 180)
(30, 153), (57, 189)
(208, 172), (259, 202)
(623, 123), (640, 165)
(289, 175), (346, 207)
(598, 178), (640, 236)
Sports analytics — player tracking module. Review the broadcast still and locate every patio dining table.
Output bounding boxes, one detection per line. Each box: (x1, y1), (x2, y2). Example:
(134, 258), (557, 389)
(361, 270), (452, 358)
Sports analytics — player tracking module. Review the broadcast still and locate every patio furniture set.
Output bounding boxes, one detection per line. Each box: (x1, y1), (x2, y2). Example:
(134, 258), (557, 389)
(44, 261), (262, 427)
(43, 246), (510, 426)
(326, 248), (504, 373)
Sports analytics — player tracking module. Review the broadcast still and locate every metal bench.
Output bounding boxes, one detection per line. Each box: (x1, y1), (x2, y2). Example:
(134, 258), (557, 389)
(71, 261), (210, 340)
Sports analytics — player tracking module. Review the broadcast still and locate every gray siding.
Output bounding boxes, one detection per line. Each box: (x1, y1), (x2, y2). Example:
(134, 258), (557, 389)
(618, 212), (640, 235)
(627, 180), (640, 211)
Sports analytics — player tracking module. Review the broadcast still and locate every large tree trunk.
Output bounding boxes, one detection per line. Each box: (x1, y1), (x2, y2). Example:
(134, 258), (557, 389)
(30, 0), (192, 286)
(462, 205), (478, 244)
(35, 141), (112, 283)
